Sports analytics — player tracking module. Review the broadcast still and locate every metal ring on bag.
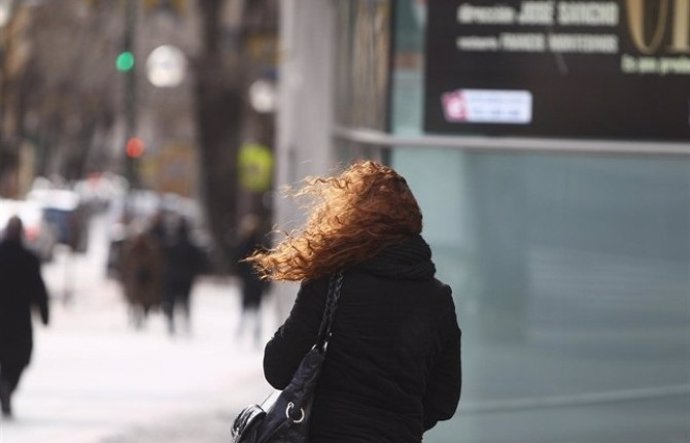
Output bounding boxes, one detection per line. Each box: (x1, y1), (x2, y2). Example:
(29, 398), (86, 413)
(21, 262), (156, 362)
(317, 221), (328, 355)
(285, 402), (305, 423)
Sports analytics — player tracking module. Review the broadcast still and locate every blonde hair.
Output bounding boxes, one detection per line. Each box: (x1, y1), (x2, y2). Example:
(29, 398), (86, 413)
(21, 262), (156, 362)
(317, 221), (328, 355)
(246, 161), (422, 281)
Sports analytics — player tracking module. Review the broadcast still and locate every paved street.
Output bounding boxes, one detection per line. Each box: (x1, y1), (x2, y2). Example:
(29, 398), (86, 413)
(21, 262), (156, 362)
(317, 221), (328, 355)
(0, 216), (274, 443)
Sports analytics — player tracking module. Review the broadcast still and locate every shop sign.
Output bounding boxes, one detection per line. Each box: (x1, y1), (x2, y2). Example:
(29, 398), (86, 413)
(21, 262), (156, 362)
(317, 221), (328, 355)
(238, 143), (273, 193)
(425, 0), (690, 141)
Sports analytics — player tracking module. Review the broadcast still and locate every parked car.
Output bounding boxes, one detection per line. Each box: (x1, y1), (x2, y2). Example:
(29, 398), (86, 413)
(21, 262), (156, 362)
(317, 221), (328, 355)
(27, 189), (90, 253)
(0, 198), (58, 262)
(74, 172), (127, 214)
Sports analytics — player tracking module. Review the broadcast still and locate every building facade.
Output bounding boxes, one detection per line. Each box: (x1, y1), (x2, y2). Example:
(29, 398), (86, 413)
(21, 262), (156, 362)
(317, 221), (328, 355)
(277, 2), (690, 442)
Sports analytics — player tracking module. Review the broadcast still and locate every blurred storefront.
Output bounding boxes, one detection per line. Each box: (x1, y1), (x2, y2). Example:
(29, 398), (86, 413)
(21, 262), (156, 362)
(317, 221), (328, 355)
(277, 1), (690, 442)
(140, 140), (198, 198)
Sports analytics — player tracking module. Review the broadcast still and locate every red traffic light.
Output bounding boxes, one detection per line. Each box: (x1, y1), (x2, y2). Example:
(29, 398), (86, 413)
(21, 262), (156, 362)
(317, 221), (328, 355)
(126, 137), (145, 158)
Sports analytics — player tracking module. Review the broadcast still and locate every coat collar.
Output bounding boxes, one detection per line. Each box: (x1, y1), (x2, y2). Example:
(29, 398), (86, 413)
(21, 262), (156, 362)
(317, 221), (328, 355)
(355, 234), (436, 280)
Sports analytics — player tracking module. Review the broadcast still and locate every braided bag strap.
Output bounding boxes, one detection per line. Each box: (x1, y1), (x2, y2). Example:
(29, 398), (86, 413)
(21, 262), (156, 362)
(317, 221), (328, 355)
(315, 271), (344, 351)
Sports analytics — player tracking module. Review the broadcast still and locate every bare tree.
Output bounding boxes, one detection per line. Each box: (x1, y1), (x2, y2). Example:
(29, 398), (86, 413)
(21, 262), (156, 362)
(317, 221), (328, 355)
(0, 0), (122, 196)
(0, 5), (32, 197)
(23, 1), (121, 180)
(194, 0), (277, 271)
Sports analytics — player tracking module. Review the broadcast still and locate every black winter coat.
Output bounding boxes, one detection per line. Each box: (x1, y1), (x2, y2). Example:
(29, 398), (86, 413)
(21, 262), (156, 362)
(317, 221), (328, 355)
(0, 239), (49, 366)
(236, 232), (269, 309)
(164, 237), (203, 297)
(264, 235), (461, 443)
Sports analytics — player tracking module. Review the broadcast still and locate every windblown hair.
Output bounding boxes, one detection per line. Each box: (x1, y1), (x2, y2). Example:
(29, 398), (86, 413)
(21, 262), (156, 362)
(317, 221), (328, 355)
(246, 161), (422, 281)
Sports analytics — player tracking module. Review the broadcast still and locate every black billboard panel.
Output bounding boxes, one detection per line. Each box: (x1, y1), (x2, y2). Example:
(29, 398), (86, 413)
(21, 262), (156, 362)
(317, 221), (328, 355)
(424, 0), (690, 141)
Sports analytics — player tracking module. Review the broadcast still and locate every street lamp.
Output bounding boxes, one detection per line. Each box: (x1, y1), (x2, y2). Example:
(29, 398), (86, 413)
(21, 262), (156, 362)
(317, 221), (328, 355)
(146, 45), (186, 88)
(249, 78), (277, 114)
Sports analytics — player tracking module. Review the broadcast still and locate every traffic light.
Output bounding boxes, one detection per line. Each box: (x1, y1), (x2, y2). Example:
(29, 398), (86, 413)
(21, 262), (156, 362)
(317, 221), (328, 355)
(116, 51), (135, 72)
(125, 137), (145, 158)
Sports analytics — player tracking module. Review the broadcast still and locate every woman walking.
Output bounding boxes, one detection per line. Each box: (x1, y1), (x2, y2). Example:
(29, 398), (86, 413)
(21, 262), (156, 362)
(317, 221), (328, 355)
(163, 219), (204, 335)
(246, 161), (461, 442)
(0, 216), (50, 418)
(235, 214), (270, 346)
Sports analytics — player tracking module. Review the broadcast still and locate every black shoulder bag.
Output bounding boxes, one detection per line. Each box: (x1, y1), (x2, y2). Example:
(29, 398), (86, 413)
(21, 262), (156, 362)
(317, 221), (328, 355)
(231, 272), (344, 443)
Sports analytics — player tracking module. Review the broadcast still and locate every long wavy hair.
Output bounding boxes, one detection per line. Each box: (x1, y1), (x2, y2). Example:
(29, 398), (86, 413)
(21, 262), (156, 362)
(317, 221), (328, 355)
(246, 161), (422, 281)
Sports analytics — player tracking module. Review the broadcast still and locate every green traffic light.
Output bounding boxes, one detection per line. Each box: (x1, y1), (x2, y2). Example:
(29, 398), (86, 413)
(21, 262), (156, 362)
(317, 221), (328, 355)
(116, 51), (135, 72)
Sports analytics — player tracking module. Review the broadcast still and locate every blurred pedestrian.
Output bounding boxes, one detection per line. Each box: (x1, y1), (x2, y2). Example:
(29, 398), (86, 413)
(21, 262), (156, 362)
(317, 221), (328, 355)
(163, 218), (204, 336)
(246, 161), (461, 441)
(235, 214), (270, 346)
(148, 209), (167, 245)
(0, 216), (50, 419)
(120, 224), (164, 329)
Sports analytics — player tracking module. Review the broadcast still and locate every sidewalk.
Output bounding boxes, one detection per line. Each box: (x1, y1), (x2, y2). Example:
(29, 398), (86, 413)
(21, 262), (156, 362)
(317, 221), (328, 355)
(0, 267), (276, 443)
(97, 294), (274, 443)
(101, 409), (237, 443)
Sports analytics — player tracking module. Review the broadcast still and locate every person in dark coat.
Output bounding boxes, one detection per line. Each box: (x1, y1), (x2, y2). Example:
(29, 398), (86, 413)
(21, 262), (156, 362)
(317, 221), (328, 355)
(246, 161), (461, 442)
(120, 228), (164, 329)
(235, 214), (270, 345)
(0, 216), (50, 418)
(163, 218), (203, 335)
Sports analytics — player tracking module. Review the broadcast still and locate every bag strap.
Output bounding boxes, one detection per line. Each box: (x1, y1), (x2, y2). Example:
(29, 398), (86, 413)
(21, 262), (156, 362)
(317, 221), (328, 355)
(315, 271), (344, 352)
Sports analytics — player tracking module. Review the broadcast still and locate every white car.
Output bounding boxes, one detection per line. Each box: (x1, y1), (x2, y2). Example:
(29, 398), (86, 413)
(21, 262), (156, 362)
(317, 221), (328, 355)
(27, 189), (90, 253)
(0, 199), (58, 262)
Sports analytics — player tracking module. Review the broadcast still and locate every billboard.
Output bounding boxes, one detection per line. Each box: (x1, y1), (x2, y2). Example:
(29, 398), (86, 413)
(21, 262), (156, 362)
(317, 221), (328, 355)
(424, 1), (690, 141)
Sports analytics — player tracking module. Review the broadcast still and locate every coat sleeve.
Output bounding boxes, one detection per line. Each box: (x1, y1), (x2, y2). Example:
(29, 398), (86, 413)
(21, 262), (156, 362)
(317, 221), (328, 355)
(422, 292), (461, 431)
(263, 279), (326, 389)
(30, 255), (50, 326)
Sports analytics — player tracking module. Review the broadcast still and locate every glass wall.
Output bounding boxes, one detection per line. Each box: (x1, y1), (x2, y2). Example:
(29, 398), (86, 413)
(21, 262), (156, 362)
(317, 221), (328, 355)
(334, 0), (391, 131)
(333, 0), (392, 165)
(395, 149), (690, 443)
(340, 1), (690, 441)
